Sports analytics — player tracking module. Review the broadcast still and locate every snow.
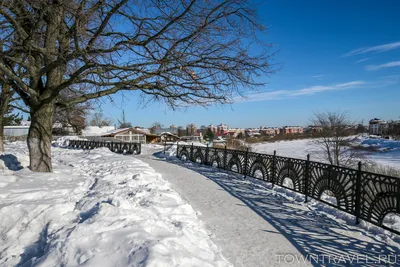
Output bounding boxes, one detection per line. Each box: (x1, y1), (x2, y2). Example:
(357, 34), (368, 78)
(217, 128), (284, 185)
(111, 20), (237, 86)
(352, 136), (400, 169)
(140, 149), (400, 266)
(0, 142), (231, 267)
(52, 135), (84, 148)
(3, 138), (400, 266)
(81, 126), (116, 136)
(251, 136), (400, 170)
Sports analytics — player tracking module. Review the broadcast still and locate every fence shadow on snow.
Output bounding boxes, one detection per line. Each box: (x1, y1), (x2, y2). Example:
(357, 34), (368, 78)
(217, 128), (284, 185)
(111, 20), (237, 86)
(158, 144), (400, 266)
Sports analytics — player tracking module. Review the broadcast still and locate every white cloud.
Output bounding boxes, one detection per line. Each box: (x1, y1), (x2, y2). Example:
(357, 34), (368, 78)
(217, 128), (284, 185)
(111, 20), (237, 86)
(356, 58), (369, 63)
(234, 81), (366, 103)
(289, 81), (366, 96)
(365, 61), (400, 71)
(342, 41), (400, 57)
(233, 90), (288, 103)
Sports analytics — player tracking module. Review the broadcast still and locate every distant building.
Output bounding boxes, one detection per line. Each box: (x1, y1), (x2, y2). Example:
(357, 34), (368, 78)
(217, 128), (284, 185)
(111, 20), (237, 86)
(245, 128), (261, 137)
(281, 126), (304, 134)
(261, 127), (280, 136)
(154, 126), (178, 135)
(369, 118), (388, 136)
(388, 120), (400, 137)
(226, 128), (245, 138)
(208, 124), (217, 134)
(217, 123), (229, 135)
(177, 126), (187, 137)
(160, 132), (180, 143)
(305, 125), (323, 134)
(186, 123), (197, 136)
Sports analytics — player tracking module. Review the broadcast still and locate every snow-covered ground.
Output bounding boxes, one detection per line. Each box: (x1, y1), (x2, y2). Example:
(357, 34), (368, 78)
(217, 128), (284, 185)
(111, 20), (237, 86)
(148, 148), (400, 265)
(251, 136), (400, 170)
(0, 142), (230, 266)
(353, 136), (400, 169)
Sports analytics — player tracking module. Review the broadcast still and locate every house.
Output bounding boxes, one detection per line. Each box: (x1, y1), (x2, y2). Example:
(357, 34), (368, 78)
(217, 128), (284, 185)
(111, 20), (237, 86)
(160, 132), (180, 143)
(4, 126), (30, 137)
(281, 126), (304, 134)
(102, 128), (159, 144)
(305, 125), (323, 134)
(217, 123), (229, 135)
(369, 118), (388, 136)
(186, 123), (197, 136)
(226, 128), (245, 138)
(261, 127), (280, 136)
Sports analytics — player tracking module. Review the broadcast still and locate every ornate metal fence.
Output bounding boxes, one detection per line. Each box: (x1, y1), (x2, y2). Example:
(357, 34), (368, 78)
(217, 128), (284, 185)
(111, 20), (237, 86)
(176, 144), (400, 235)
(68, 140), (141, 154)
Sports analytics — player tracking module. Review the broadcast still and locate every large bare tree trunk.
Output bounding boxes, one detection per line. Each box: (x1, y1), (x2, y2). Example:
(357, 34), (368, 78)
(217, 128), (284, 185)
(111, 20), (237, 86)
(0, 119), (4, 153)
(28, 102), (55, 172)
(0, 83), (11, 153)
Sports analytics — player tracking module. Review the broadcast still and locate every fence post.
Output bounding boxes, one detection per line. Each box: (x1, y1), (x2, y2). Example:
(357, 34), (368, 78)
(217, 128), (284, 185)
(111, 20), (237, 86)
(304, 154), (310, 203)
(244, 147), (249, 177)
(397, 179), (400, 213)
(355, 161), (362, 224)
(190, 143), (194, 161)
(176, 141), (179, 158)
(164, 139), (166, 154)
(205, 144), (209, 165)
(271, 150), (277, 186)
(224, 145), (227, 170)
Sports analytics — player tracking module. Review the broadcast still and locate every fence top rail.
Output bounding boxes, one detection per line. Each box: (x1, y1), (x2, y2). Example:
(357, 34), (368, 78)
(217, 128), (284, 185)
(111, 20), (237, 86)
(177, 144), (400, 182)
(70, 140), (141, 144)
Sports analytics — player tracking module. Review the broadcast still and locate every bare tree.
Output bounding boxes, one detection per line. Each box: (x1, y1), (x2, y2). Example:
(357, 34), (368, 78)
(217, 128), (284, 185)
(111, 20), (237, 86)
(0, 0), (275, 172)
(89, 112), (113, 127)
(117, 110), (132, 129)
(311, 111), (357, 167)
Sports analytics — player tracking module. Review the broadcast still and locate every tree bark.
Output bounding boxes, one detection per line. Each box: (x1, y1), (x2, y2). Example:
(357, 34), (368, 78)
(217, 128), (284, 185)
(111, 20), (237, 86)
(27, 102), (55, 172)
(0, 83), (11, 153)
(0, 118), (4, 153)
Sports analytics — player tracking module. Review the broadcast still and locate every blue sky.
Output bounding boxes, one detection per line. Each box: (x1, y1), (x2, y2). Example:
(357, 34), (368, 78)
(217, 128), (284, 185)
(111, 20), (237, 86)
(101, 0), (400, 128)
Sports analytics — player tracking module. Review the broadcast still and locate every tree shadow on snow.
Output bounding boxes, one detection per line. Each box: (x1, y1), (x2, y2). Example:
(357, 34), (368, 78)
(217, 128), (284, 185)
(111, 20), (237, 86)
(0, 154), (23, 171)
(154, 152), (400, 267)
(17, 223), (49, 267)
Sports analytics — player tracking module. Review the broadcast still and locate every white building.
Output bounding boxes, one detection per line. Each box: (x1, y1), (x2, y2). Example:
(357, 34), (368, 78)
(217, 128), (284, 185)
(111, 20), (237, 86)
(369, 118), (388, 136)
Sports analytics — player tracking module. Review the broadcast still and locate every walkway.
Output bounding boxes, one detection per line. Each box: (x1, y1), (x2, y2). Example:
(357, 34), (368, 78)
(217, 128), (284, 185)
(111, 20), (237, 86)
(138, 150), (400, 267)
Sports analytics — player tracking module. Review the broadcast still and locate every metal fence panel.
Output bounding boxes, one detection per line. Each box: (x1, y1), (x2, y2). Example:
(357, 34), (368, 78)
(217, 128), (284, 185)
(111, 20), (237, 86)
(176, 144), (400, 235)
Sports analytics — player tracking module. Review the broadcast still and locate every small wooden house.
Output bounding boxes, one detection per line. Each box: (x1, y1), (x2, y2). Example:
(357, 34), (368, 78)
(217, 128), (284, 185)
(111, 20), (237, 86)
(102, 128), (159, 144)
(160, 132), (180, 143)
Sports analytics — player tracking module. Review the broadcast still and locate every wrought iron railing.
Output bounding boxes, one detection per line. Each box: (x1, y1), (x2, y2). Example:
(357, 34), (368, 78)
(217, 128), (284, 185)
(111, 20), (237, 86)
(68, 140), (141, 154)
(176, 144), (400, 235)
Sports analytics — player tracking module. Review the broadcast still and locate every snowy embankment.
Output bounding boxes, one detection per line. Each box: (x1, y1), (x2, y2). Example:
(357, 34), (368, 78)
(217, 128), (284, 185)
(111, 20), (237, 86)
(157, 147), (400, 265)
(251, 136), (400, 170)
(0, 142), (230, 266)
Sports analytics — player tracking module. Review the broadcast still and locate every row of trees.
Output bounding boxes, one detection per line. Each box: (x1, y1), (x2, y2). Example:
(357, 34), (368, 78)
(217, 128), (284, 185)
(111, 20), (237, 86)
(1, 0), (273, 171)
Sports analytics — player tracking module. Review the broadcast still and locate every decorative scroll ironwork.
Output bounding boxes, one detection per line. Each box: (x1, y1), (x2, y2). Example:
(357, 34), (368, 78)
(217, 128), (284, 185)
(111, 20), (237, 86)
(68, 140), (141, 154)
(360, 171), (400, 230)
(176, 144), (400, 235)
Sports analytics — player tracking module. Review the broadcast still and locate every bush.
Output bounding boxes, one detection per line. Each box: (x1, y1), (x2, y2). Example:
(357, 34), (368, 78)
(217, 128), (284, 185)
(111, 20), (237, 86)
(214, 138), (251, 151)
(363, 162), (400, 178)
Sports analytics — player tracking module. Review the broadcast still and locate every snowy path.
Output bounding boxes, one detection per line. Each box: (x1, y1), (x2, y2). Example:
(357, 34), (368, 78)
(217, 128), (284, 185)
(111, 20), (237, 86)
(0, 144), (230, 266)
(139, 149), (400, 267)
